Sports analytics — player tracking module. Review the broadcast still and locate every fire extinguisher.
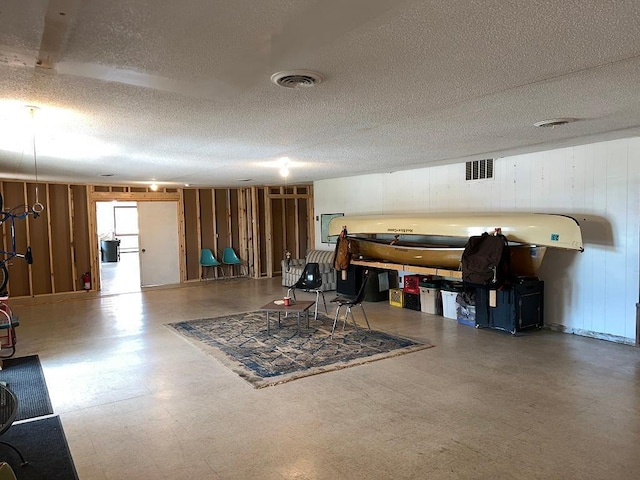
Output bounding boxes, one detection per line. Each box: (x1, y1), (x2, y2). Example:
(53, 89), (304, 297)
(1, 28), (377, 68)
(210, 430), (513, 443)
(82, 272), (91, 291)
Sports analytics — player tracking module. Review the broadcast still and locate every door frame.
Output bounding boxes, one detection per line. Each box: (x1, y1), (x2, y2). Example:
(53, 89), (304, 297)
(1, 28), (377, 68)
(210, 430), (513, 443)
(88, 190), (185, 292)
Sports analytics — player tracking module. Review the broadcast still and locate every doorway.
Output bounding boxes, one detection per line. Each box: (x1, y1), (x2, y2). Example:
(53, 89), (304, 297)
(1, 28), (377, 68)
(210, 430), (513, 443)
(96, 201), (141, 295)
(95, 200), (181, 293)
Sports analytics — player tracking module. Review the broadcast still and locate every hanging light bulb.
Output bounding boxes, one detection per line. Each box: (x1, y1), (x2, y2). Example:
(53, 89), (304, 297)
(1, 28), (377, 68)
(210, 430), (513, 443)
(279, 156), (290, 178)
(150, 183), (159, 191)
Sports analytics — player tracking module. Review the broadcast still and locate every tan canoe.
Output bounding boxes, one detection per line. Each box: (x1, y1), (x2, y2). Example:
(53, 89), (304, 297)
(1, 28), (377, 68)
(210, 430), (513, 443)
(349, 237), (547, 277)
(329, 213), (583, 251)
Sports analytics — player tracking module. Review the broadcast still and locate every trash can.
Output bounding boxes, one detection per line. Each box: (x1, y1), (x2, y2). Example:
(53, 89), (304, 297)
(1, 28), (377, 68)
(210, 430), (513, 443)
(440, 281), (463, 320)
(101, 239), (120, 262)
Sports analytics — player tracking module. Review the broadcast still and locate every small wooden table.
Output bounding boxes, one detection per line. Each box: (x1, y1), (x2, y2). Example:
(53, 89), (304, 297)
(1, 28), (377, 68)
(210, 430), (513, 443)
(259, 300), (315, 335)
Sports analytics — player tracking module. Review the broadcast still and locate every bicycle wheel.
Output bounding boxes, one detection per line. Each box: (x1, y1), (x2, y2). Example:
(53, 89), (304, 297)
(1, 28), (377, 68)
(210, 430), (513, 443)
(0, 263), (8, 293)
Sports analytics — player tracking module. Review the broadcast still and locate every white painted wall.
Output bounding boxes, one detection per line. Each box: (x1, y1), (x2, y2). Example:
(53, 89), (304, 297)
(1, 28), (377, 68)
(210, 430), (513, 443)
(314, 137), (640, 343)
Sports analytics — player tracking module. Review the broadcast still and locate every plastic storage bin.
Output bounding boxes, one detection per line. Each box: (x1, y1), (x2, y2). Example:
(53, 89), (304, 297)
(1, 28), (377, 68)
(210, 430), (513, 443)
(440, 290), (458, 319)
(419, 286), (439, 314)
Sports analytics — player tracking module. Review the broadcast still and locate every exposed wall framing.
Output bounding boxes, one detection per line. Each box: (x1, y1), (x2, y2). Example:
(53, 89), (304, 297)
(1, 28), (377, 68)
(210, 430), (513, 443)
(0, 180), (92, 297)
(0, 178), (314, 297)
(183, 187), (249, 280)
(181, 184), (313, 280)
(264, 185), (314, 277)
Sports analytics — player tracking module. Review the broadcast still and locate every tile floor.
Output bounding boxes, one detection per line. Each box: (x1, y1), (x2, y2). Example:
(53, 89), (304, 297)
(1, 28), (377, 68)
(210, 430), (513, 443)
(99, 252), (141, 296)
(10, 277), (640, 479)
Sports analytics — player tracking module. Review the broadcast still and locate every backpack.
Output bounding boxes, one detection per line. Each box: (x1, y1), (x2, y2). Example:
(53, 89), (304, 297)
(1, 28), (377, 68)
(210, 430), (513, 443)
(461, 232), (510, 287)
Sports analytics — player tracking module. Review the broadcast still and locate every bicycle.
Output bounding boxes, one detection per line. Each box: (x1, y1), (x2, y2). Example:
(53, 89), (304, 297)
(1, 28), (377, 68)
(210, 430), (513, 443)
(0, 193), (43, 293)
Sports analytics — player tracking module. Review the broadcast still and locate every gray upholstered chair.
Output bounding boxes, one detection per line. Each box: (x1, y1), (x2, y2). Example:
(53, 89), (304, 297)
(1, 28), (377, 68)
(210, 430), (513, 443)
(281, 249), (336, 291)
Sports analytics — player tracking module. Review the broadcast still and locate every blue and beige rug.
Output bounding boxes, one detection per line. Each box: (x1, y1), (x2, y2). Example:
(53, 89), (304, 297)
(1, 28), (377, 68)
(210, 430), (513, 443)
(169, 311), (432, 388)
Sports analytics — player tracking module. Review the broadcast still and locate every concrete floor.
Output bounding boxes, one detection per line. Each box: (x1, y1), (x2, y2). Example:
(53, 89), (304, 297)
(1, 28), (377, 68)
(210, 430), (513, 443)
(10, 277), (640, 479)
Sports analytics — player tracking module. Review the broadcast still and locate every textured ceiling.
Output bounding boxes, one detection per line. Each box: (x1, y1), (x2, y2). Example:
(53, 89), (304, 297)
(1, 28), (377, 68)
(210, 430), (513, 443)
(1, 0), (639, 188)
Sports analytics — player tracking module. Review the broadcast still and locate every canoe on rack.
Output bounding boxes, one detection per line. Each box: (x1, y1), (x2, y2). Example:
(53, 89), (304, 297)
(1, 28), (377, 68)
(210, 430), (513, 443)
(328, 213), (583, 276)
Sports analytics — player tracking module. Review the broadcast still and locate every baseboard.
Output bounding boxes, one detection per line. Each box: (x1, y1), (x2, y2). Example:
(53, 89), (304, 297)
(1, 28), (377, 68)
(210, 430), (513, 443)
(546, 323), (636, 346)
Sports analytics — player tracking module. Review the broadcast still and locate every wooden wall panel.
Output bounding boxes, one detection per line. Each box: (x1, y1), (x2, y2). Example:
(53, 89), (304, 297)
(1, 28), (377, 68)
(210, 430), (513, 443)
(71, 185), (91, 291)
(297, 198), (309, 256)
(2, 182), (30, 296)
(199, 189), (215, 252)
(215, 189), (230, 252)
(284, 198), (297, 258)
(48, 184), (74, 292)
(271, 198), (284, 274)
(230, 189), (240, 253)
(26, 183), (53, 294)
(258, 189), (267, 276)
(183, 189), (199, 280)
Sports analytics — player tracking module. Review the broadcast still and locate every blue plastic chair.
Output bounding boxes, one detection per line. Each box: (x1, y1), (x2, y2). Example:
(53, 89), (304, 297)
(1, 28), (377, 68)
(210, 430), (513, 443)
(221, 247), (243, 276)
(200, 249), (223, 280)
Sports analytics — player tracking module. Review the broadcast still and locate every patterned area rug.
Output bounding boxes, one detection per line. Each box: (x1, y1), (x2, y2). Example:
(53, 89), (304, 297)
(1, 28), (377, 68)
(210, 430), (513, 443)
(168, 311), (433, 388)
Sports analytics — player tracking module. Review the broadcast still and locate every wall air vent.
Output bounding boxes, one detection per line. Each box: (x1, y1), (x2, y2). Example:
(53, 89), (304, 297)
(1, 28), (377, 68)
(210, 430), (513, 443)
(465, 159), (494, 181)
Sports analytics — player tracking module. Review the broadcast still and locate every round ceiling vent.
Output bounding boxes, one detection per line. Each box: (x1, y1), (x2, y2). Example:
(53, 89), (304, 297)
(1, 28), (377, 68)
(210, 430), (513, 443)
(533, 118), (577, 128)
(271, 70), (324, 88)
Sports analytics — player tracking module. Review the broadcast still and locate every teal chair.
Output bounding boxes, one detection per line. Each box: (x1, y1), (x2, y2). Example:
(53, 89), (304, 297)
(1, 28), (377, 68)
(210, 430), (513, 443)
(221, 247), (243, 276)
(200, 249), (223, 280)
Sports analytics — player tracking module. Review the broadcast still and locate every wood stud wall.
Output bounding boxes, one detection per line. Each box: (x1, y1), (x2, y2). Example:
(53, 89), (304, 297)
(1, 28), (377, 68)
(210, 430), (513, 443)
(0, 181), (92, 297)
(182, 185), (313, 281)
(0, 179), (313, 297)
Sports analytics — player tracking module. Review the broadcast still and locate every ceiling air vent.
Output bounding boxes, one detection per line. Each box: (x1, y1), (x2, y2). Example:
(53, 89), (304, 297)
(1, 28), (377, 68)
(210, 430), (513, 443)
(466, 159), (494, 181)
(271, 70), (324, 88)
(533, 118), (577, 128)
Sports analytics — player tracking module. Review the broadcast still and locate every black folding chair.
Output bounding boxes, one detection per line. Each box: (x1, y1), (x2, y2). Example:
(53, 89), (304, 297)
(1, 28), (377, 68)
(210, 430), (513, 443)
(287, 262), (327, 321)
(329, 271), (371, 338)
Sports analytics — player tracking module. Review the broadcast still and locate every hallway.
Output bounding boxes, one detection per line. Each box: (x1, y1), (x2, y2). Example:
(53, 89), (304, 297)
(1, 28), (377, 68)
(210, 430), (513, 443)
(11, 278), (640, 479)
(99, 252), (141, 295)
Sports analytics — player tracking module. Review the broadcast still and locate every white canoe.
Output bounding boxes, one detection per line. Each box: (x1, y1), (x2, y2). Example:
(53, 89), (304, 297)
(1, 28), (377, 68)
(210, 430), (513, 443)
(328, 213), (584, 251)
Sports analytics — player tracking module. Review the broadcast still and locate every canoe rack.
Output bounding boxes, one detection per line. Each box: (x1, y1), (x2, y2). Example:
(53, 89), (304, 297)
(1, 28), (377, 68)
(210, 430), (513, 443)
(350, 259), (462, 279)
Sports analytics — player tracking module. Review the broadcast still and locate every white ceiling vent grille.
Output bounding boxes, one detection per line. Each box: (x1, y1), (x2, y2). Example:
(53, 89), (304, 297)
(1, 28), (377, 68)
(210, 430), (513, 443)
(271, 70), (324, 88)
(466, 159), (494, 181)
